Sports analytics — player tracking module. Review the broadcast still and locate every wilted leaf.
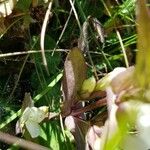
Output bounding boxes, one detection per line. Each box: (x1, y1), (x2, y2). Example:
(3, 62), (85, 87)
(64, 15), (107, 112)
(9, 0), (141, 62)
(78, 18), (89, 52)
(25, 120), (41, 138)
(62, 47), (87, 115)
(135, 0), (150, 88)
(20, 106), (48, 138)
(16, 93), (34, 135)
(90, 17), (105, 43)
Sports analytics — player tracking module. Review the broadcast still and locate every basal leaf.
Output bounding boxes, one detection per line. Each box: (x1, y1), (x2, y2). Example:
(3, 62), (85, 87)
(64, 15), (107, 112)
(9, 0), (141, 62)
(62, 47), (87, 115)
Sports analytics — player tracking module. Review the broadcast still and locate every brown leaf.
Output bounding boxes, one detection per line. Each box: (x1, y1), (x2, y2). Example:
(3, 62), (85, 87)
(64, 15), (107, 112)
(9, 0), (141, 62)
(62, 47), (87, 115)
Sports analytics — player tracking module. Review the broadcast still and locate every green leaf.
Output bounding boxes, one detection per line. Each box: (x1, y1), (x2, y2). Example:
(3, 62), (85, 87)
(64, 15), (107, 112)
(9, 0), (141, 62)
(40, 121), (74, 150)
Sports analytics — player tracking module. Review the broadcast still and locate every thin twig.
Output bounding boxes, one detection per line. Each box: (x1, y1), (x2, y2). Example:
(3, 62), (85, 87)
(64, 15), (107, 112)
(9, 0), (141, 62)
(40, 0), (53, 74)
(69, 0), (82, 31)
(0, 131), (50, 150)
(0, 49), (68, 58)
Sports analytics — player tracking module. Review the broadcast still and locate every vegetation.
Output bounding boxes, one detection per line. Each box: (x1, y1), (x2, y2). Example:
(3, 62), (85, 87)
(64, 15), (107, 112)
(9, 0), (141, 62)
(0, 0), (149, 149)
